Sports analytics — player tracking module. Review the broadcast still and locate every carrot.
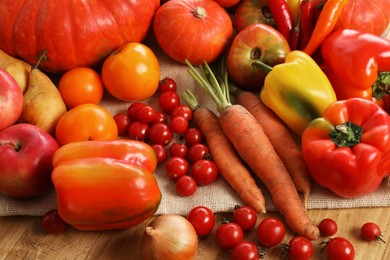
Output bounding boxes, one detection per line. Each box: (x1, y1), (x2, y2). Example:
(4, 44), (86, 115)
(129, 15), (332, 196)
(182, 90), (266, 214)
(186, 59), (319, 240)
(230, 86), (312, 209)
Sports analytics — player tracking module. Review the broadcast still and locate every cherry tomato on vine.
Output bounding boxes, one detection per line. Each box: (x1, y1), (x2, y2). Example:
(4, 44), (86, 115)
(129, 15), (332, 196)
(149, 122), (173, 146)
(216, 222), (244, 249)
(128, 121), (149, 142)
(187, 143), (210, 163)
(102, 42), (160, 101)
(233, 205), (257, 231)
(151, 144), (167, 164)
(183, 128), (203, 146)
(176, 175), (197, 197)
(191, 159), (218, 186)
(257, 217), (286, 247)
(42, 209), (67, 234)
(319, 218), (338, 237)
(170, 104), (193, 121)
(152, 112), (168, 124)
(322, 237), (355, 260)
(127, 102), (146, 121)
(170, 116), (189, 134)
(187, 206), (215, 237)
(113, 112), (130, 136)
(169, 142), (188, 158)
(361, 222), (386, 243)
(165, 157), (189, 180)
(159, 90), (180, 114)
(55, 104), (118, 146)
(58, 67), (104, 108)
(158, 77), (177, 92)
(137, 105), (157, 123)
(231, 241), (259, 260)
(286, 236), (313, 260)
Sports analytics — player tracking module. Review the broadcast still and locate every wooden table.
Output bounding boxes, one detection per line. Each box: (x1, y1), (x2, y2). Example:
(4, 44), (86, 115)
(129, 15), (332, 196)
(0, 207), (388, 259)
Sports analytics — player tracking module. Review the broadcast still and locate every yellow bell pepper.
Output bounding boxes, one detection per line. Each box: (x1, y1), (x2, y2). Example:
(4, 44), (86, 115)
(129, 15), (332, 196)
(260, 50), (337, 135)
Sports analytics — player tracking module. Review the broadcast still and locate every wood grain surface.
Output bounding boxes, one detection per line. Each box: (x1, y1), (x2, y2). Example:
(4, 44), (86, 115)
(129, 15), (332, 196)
(0, 207), (389, 259)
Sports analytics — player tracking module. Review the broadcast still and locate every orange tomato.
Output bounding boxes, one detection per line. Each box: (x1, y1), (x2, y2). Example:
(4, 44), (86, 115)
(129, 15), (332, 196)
(55, 104), (118, 146)
(101, 42), (160, 101)
(58, 67), (104, 108)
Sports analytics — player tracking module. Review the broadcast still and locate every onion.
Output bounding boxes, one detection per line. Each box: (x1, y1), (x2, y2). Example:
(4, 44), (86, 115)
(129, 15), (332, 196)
(141, 214), (199, 260)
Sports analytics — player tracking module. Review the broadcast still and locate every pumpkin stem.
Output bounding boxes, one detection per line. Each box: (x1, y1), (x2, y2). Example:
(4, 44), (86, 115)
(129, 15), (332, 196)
(192, 6), (207, 19)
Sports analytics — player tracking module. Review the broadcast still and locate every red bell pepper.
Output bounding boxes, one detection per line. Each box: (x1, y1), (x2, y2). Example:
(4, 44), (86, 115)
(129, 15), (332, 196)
(301, 98), (390, 198)
(51, 139), (161, 231)
(321, 29), (390, 104)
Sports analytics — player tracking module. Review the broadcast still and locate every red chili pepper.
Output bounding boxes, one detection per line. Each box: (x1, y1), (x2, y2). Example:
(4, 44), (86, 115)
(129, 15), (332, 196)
(302, 0), (347, 55)
(299, 0), (322, 50)
(289, 17), (300, 51)
(268, 0), (294, 41)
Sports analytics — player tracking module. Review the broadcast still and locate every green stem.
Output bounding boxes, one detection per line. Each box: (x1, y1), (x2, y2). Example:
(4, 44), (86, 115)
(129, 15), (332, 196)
(372, 72), (390, 100)
(181, 89), (199, 111)
(251, 60), (273, 73)
(328, 121), (363, 147)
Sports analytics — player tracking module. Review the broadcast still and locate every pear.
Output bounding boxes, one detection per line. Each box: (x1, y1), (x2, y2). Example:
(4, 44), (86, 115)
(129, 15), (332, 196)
(0, 49), (30, 93)
(18, 52), (67, 135)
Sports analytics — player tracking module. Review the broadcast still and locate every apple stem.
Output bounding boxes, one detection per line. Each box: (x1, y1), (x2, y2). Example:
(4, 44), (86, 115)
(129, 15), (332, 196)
(0, 141), (22, 151)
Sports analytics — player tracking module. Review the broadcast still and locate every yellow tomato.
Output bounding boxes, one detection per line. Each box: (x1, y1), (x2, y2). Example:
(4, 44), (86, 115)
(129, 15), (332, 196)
(55, 104), (118, 146)
(101, 42), (160, 101)
(58, 67), (104, 108)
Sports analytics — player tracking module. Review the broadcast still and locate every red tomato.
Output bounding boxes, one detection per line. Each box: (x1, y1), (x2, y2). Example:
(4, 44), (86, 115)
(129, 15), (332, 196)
(176, 175), (197, 197)
(287, 236), (313, 260)
(323, 237), (355, 260)
(165, 157), (189, 180)
(58, 67), (104, 108)
(233, 205), (257, 231)
(187, 206), (215, 236)
(101, 42), (160, 101)
(191, 159), (218, 186)
(231, 241), (259, 260)
(55, 104), (118, 146)
(42, 209), (67, 234)
(319, 218), (338, 237)
(257, 217), (286, 247)
(216, 222), (244, 249)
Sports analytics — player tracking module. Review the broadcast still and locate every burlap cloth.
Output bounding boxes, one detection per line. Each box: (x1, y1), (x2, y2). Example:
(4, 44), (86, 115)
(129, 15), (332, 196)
(1, 30), (389, 217)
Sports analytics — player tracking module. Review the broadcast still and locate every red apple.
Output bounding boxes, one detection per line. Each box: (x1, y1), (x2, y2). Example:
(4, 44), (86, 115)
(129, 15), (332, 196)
(0, 68), (23, 131)
(0, 123), (59, 198)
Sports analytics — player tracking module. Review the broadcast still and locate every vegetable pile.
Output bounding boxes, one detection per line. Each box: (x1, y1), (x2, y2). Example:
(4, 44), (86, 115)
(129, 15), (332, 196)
(0, 0), (390, 258)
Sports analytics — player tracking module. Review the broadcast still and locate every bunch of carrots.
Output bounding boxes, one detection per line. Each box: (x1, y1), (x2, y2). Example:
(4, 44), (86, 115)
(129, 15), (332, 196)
(183, 59), (319, 240)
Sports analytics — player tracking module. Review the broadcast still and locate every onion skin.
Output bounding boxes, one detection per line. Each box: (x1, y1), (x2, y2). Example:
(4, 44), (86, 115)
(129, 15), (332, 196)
(141, 214), (198, 260)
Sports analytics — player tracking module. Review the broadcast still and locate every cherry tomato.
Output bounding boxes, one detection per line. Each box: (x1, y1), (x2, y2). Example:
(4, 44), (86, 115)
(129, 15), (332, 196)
(170, 116), (189, 134)
(187, 143), (210, 163)
(58, 67), (104, 108)
(151, 144), (167, 164)
(231, 241), (259, 260)
(165, 157), (189, 180)
(127, 102), (146, 121)
(183, 128), (203, 146)
(102, 42), (160, 101)
(169, 142), (188, 158)
(170, 104), (193, 121)
(42, 209), (67, 234)
(158, 77), (177, 92)
(216, 222), (244, 249)
(158, 90), (180, 114)
(149, 122), (173, 146)
(257, 217), (286, 247)
(286, 236), (313, 260)
(361, 222), (385, 243)
(55, 104), (118, 146)
(176, 175), (197, 197)
(191, 159), (218, 186)
(128, 121), (149, 142)
(152, 112), (168, 124)
(319, 218), (338, 237)
(323, 237), (355, 260)
(138, 105), (157, 123)
(233, 205), (257, 231)
(113, 112), (130, 136)
(187, 206), (215, 237)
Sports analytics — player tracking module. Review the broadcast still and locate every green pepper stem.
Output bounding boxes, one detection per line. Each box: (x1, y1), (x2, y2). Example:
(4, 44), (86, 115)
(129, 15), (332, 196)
(251, 60), (273, 73)
(328, 121), (363, 147)
(372, 72), (390, 100)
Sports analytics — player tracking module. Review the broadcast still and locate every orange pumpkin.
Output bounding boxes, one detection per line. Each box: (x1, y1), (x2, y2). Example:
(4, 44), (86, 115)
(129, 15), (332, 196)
(0, 0), (160, 73)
